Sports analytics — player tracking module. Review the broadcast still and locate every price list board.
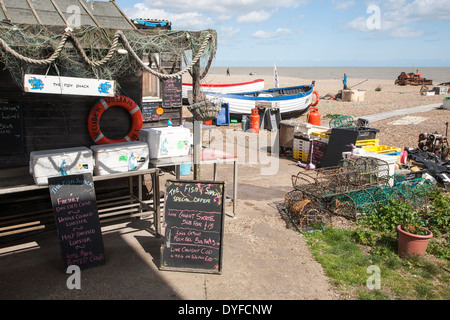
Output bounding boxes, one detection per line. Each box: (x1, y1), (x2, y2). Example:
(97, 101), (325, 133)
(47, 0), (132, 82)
(161, 77), (182, 108)
(48, 174), (106, 271)
(160, 180), (226, 274)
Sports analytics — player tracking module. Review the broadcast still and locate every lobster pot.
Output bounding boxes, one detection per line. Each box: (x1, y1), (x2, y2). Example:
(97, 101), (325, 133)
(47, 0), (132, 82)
(139, 127), (192, 159)
(90, 142), (149, 176)
(29, 147), (94, 185)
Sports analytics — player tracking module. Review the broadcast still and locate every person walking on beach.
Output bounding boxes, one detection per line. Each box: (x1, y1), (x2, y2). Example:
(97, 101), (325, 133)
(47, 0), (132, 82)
(227, 68), (230, 76)
(343, 73), (348, 90)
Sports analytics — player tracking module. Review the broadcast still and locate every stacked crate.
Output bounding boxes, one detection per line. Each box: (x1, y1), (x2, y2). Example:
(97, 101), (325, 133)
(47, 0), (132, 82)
(293, 135), (311, 162)
(293, 130), (330, 162)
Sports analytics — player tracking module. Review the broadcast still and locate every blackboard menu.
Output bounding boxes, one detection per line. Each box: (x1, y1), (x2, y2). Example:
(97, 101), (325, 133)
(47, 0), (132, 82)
(142, 100), (163, 122)
(321, 128), (358, 168)
(160, 180), (226, 274)
(162, 77), (182, 108)
(0, 103), (23, 154)
(309, 140), (328, 168)
(48, 173), (106, 271)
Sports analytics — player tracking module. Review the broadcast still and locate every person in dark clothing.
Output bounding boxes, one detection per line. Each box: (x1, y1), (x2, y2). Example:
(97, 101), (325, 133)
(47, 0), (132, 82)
(226, 68), (230, 76)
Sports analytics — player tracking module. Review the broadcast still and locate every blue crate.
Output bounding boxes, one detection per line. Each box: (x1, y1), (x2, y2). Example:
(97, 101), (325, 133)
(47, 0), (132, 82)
(216, 103), (230, 126)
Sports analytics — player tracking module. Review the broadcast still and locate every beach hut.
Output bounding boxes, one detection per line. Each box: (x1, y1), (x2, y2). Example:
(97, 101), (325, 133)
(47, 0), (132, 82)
(0, 0), (217, 238)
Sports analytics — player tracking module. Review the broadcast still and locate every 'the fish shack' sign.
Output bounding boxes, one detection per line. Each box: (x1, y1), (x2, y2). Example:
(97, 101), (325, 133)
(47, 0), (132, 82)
(24, 74), (115, 97)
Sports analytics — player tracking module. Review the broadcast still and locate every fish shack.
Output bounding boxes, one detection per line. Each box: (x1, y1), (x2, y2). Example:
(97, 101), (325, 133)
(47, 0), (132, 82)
(0, 0), (217, 240)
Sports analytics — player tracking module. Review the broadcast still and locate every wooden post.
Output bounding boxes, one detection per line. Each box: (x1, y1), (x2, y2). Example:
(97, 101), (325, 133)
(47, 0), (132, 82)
(192, 59), (202, 181)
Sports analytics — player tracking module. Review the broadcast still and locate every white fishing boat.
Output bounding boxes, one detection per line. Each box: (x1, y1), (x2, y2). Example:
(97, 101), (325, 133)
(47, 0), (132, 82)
(182, 79), (265, 99)
(204, 84), (318, 118)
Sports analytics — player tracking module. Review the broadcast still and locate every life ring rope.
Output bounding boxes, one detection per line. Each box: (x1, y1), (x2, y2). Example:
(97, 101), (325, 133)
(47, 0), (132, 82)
(88, 95), (143, 145)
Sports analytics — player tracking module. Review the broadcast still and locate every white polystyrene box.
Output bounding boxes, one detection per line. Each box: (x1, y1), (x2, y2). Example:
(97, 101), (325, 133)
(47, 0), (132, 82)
(29, 147), (94, 185)
(90, 141), (149, 176)
(139, 126), (192, 159)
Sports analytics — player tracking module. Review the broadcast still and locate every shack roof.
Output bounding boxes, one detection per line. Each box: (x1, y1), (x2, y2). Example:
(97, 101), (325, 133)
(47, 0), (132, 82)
(0, 0), (136, 30)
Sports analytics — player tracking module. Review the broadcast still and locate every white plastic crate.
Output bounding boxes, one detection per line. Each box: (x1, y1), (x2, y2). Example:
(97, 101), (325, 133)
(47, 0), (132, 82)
(139, 126), (192, 159)
(29, 147), (94, 185)
(90, 141), (149, 176)
(293, 137), (311, 153)
(294, 121), (329, 138)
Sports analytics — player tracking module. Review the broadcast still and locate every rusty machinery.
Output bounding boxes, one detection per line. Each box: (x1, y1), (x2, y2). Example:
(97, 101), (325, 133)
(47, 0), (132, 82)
(418, 123), (450, 160)
(395, 71), (433, 86)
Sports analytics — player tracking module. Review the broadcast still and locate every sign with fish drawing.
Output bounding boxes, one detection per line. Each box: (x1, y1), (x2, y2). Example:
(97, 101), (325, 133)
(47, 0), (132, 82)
(24, 74), (115, 97)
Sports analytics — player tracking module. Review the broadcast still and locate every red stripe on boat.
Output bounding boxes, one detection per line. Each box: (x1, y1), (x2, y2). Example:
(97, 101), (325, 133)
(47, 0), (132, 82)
(182, 79), (264, 88)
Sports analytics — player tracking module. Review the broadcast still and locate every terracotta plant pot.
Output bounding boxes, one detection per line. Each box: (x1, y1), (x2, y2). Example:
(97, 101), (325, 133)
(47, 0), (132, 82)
(397, 225), (433, 257)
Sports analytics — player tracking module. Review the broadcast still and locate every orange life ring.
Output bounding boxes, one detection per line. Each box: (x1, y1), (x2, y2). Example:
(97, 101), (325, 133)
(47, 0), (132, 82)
(311, 90), (319, 107)
(88, 95), (143, 145)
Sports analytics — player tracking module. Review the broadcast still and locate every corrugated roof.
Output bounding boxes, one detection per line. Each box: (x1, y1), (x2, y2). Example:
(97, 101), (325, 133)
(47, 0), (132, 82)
(0, 0), (136, 30)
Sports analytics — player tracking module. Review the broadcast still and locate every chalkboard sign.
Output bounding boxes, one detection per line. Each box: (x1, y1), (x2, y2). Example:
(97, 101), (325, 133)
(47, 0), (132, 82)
(48, 173), (106, 271)
(308, 140), (328, 168)
(160, 180), (226, 274)
(142, 100), (164, 122)
(321, 128), (358, 168)
(0, 103), (23, 154)
(162, 77), (182, 108)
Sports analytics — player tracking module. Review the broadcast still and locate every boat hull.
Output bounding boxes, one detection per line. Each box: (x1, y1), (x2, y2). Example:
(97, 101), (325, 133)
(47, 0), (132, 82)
(182, 79), (265, 99)
(205, 85), (314, 118)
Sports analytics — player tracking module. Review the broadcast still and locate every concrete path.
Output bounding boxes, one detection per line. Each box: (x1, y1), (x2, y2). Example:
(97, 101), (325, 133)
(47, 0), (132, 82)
(0, 154), (339, 301)
(363, 103), (443, 123)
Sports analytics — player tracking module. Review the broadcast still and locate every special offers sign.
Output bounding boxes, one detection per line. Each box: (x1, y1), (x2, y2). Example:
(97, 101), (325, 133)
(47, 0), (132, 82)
(24, 74), (115, 97)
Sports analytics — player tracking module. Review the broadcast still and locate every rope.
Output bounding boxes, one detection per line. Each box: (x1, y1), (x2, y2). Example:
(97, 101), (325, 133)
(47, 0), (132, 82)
(117, 30), (214, 79)
(0, 31), (70, 66)
(0, 28), (216, 80)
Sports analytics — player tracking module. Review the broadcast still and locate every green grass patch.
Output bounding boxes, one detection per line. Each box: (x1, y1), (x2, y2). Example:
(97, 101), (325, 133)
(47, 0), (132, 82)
(304, 227), (450, 300)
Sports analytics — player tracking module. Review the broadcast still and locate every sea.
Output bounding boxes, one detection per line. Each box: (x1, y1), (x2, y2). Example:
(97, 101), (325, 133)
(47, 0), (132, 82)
(209, 67), (450, 84)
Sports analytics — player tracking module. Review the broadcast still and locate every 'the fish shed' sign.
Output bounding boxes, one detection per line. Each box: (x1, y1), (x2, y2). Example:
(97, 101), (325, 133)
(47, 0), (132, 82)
(24, 74), (115, 97)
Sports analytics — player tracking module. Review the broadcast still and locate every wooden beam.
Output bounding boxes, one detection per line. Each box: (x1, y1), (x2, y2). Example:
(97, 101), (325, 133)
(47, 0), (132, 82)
(0, 0), (11, 22)
(77, 0), (101, 27)
(26, 0), (43, 25)
(110, 0), (137, 30)
(49, 0), (68, 26)
(192, 59), (202, 181)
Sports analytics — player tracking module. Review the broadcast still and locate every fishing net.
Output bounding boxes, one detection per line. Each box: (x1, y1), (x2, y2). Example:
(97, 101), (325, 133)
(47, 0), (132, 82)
(0, 23), (217, 89)
(329, 115), (355, 128)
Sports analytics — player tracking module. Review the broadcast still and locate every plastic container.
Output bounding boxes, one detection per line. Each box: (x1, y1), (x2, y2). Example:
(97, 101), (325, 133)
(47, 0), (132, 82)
(363, 145), (401, 155)
(291, 121), (329, 138)
(293, 136), (311, 153)
(293, 150), (309, 162)
(180, 163), (192, 176)
(216, 103), (230, 126)
(139, 126), (192, 159)
(342, 90), (365, 102)
(443, 97), (450, 110)
(311, 130), (330, 143)
(356, 139), (380, 147)
(90, 141), (149, 175)
(29, 147), (94, 185)
(340, 127), (380, 140)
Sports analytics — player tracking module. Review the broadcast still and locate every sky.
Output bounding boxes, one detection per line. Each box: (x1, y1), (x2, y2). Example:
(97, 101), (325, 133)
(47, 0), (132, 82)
(112, 0), (450, 67)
